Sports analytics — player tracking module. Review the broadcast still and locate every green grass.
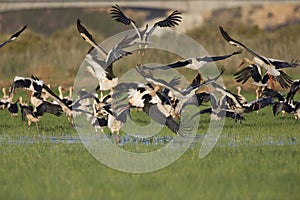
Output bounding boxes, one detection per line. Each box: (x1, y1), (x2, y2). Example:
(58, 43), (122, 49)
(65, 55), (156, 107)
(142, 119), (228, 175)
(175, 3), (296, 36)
(0, 103), (299, 200)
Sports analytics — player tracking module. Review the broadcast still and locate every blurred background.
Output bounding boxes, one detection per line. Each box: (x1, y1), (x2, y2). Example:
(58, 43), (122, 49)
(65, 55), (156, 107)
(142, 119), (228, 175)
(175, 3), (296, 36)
(0, 0), (299, 91)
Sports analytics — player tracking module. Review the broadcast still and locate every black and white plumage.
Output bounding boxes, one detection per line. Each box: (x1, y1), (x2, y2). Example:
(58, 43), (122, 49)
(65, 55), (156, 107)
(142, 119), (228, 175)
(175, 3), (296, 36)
(135, 65), (225, 118)
(263, 81), (300, 119)
(57, 86), (73, 106)
(77, 19), (134, 93)
(234, 64), (269, 87)
(42, 84), (99, 125)
(242, 97), (273, 113)
(193, 94), (245, 122)
(7, 99), (19, 117)
(84, 54), (119, 92)
(110, 4), (182, 51)
(237, 58), (293, 89)
(0, 25), (26, 48)
(146, 50), (242, 71)
(0, 88), (10, 110)
(30, 93), (63, 117)
(112, 82), (190, 136)
(77, 19), (133, 67)
(219, 26), (297, 88)
(136, 65), (224, 100)
(19, 103), (53, 127)
(9, 76), (44, 98)
(91, 116), (108, 133)
(42, 84), (75, 125)
(211, 82), (273, 114)
(286, 79), (300, 105)
(99, 103), (130, 142)
(271, 98), (300, 120)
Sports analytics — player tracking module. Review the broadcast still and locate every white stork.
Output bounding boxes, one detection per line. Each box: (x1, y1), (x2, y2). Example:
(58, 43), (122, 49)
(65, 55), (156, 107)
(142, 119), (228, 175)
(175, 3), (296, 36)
(112, 82), (190, 136)
(110, 4), (182, 56)
(77, 19), (133, 97)
(219, 26), (298, 89)
(145, 50), (242, 71)
(211, 82), (273, 114)
(9, 76), (44, 99)
(193, 94), (245, 122)
(266, 80), (300, 119)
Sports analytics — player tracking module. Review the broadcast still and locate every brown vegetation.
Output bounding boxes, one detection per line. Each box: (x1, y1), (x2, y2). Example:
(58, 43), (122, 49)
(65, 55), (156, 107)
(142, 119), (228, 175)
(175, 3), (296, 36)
(0, 6), (299, 92)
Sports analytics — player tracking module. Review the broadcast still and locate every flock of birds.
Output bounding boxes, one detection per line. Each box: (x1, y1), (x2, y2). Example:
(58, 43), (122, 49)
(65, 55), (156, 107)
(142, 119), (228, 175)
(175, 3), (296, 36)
(0, 5), (299, 141)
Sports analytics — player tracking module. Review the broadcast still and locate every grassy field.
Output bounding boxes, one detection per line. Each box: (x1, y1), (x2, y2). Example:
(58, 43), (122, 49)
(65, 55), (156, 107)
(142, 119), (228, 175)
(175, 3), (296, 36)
(0, 103), (299, 200)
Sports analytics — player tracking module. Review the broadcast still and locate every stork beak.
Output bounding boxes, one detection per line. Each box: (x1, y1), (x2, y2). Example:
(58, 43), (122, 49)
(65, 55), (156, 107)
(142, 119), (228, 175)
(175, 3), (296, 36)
(238, 60), (245, 68)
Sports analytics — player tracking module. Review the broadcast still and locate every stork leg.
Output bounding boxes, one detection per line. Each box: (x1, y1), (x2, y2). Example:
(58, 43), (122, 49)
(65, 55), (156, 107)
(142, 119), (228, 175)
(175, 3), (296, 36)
(35, 122), (39, 132)
(110, 88), (114, 110)
(135, 50), (141, 66)
(113, 131), (120, 144)
(139, 49), (147, 65)
(100, 90), (103, 100)
(268, 73), (275, 89)
(27, 120), (32, 130)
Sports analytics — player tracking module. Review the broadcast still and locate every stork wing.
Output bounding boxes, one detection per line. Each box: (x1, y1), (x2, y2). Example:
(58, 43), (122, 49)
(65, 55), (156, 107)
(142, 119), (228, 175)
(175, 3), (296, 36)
(156, 10), (182, 27)
(0, 25), (26, 48)
(110, 4), (142, 40)
(135, 66), (186, 99)
(110, 4), (133, 25)
(219, 26), (270, 65)
(286, 79), (300, 103)
(196, 50), (242, 62)
(273, 70), (293, 89)
(184, 67), (225, 95)
(145, 50), (240, 71)
(268, 58), (300, 69)
(261, 88), (284, 101)
(145, 10), (182, 42)
(211, 82), (243, 108)
(77, 19), (107, 56)
(105, 35), (133, 67)
(42, 84), (71, 112)
(144, 59), (191, 70)
(244, 97), (273, 113)
(234, 64), (262, 84)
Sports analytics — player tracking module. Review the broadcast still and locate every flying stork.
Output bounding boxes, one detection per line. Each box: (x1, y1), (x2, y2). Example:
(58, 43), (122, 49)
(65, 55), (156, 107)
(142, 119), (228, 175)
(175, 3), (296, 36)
(219, 26), (298, 88)
(110, 4), (182, 56)
(77, 19), (133, 66)
(77, 19), (134, 97)
(145, 50), (242, 71)
(9, 76), (44, 99)
(112, 82), (191, 136)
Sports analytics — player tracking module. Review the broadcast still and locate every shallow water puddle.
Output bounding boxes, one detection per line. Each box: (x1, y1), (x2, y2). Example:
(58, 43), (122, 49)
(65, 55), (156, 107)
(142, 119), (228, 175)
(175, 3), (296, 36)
(0, 134), (297, 147)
